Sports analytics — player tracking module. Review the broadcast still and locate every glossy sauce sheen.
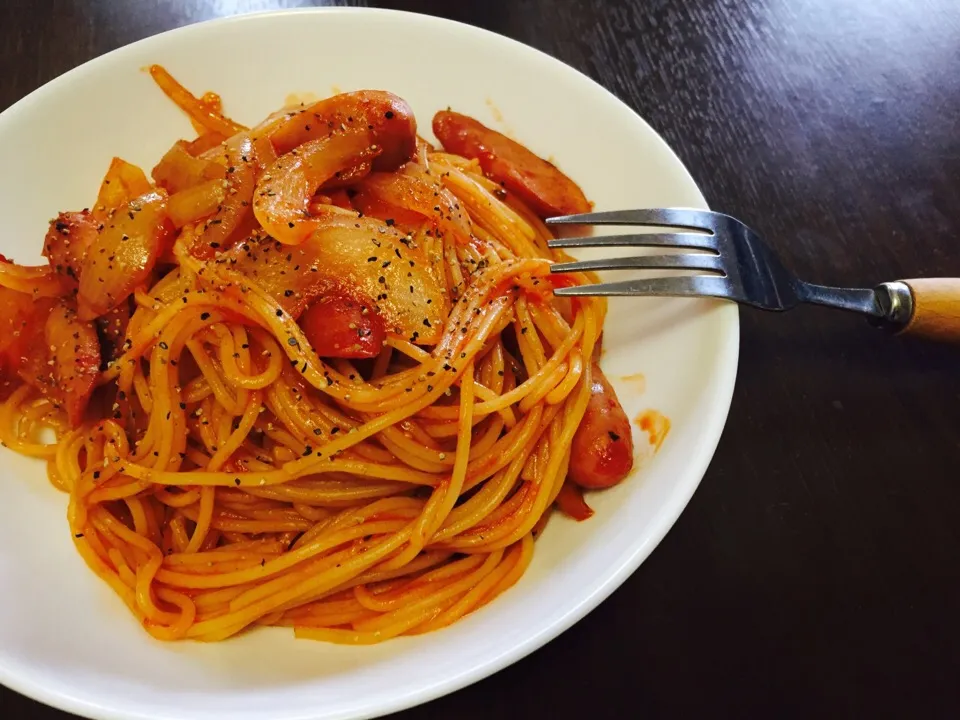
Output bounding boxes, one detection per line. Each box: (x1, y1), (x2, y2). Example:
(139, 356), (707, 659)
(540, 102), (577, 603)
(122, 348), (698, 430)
(299, 295), (385, 359)
(568, 362), (634, 489)
(432, 110), (591, 218)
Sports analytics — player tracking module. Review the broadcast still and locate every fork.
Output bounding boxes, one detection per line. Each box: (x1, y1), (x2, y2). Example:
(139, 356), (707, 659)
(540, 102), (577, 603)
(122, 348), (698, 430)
(546, 208), (960, 340)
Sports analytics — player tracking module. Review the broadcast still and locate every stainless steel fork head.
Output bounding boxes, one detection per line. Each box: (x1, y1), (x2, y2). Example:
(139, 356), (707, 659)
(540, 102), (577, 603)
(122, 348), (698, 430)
(546, 208), (884, 320)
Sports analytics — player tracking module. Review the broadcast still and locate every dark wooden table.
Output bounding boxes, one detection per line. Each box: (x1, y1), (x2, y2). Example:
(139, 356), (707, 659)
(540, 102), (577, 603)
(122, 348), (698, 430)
(4, 0), (960, 717)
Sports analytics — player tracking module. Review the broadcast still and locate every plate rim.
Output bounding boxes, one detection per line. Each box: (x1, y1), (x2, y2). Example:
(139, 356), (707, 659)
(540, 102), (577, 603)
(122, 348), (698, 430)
(0, 7), (740, 720)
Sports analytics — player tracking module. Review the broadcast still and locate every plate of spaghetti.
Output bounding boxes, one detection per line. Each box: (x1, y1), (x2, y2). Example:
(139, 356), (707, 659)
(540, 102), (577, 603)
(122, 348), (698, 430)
(0, 8), (738, 720)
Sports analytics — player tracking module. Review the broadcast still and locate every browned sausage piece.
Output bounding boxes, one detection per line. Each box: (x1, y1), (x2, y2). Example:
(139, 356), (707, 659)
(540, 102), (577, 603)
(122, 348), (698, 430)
(432, 110), (591, 219)
(568, 362), (634, 489)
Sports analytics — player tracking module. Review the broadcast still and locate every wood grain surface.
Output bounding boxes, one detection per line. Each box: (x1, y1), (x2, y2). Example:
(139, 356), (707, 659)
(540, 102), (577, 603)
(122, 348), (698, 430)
(3, 0), (960, 717)
(903, 278), (960, 341)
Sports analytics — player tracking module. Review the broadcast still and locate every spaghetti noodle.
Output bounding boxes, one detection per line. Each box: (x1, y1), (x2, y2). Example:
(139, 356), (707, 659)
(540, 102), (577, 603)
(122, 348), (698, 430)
(0, 68), (635, 643)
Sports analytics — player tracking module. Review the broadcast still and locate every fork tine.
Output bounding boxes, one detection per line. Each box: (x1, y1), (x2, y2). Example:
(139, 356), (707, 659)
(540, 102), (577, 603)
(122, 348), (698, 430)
(548, 232), (717, 251)
(546, 208), (715, 231)
(551, 254), (724, 274)
(554, 275), (733, 298)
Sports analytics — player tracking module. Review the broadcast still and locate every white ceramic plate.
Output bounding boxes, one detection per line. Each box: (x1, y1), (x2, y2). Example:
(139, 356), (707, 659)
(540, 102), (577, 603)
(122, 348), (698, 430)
(0, 8), (738, 720)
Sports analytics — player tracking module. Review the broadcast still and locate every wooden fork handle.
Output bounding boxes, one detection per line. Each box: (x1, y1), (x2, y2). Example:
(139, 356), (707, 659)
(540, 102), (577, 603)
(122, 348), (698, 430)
(898, 278), (960, 340)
